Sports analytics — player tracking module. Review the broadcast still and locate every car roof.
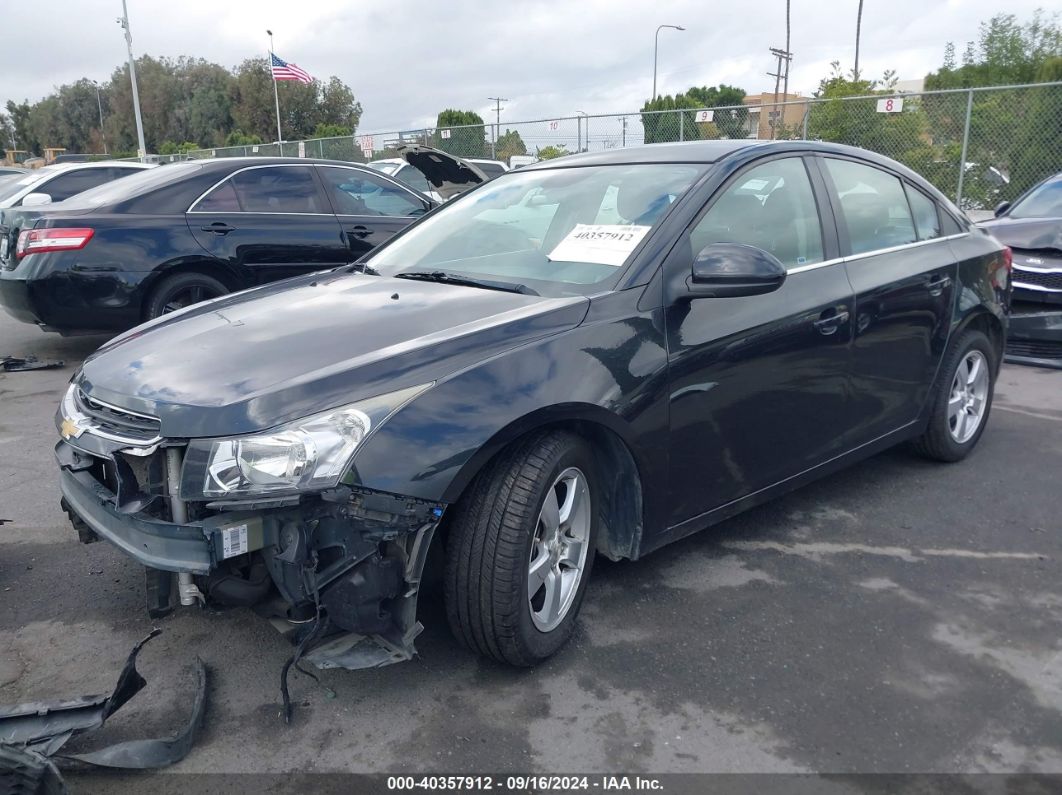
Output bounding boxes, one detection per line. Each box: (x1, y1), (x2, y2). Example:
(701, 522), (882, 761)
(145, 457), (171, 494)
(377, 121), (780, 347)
(192, 157), (376, 171)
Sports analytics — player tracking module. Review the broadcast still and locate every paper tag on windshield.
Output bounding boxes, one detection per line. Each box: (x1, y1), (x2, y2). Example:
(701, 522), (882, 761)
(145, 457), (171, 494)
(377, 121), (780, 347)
(547, 224), (651, 267)
(221, 524), (248, 559)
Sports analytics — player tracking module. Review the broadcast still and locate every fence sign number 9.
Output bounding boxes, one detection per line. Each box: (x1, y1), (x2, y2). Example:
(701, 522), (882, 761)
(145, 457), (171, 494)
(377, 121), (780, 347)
(876, 97), (904, 113)
(695, 110), (715, 123)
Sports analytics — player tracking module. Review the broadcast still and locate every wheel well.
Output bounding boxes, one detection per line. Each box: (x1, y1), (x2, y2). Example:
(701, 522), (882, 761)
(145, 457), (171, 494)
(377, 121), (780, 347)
(958, 310), (1005, 369)
(140, 262), (245, 318)
(436, 419), (645, 563)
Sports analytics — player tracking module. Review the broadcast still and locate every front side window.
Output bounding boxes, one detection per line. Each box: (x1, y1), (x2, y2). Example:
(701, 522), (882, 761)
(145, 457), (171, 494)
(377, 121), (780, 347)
(319, 167), (424, 216)
(689, 157), (825, 270)
(826, 159), (916, 254)
(366, 163), (704, 293)
(905, 185), (941, 241)
(196, 166), (325, 213)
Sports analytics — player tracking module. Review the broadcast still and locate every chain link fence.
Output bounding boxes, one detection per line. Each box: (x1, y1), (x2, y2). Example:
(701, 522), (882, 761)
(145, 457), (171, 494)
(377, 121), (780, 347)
(149, 82), (1061, 210)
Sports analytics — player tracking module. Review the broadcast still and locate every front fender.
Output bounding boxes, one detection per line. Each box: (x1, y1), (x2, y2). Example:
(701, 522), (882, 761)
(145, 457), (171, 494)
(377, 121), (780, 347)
(348, 288), (670, 536)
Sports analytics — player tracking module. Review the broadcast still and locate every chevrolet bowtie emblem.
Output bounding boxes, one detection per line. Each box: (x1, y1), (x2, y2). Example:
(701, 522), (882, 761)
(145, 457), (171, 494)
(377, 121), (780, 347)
(60, 417), (84, 439)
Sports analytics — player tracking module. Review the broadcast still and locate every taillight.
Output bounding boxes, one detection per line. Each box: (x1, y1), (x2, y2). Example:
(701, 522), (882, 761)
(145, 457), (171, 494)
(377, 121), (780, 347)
(16, 228), (95, 259)
(991, 246), (1013, 291)
(1001, 246), (1013, 273)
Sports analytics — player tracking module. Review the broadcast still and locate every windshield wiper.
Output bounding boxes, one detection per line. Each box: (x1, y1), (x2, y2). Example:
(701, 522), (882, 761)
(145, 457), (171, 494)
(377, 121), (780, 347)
(394, 270), (539, 296)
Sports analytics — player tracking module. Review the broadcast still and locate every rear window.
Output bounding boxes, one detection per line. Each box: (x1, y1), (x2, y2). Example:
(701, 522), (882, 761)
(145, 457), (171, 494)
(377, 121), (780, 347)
(58, 163), (196, 208)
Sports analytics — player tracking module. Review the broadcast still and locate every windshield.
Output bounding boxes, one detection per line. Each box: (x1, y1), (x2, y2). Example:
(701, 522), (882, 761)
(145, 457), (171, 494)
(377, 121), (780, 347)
(367, 161), (401, 176)
(1010, 177), (1062, 219)
(367, 163), (704, 294)
(0, 167), (57, 204)
(60, 162), (198, 208)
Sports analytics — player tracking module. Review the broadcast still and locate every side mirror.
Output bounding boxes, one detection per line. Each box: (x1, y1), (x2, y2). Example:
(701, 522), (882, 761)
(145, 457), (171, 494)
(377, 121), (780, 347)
(993, 201), (1011, 218)
(688, 242), (787, 298)
(21, 192), (52, 207)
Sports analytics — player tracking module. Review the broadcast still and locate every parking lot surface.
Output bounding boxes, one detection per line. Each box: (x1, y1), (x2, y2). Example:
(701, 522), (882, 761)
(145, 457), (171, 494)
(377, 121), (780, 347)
(1, 310), (1060, 782)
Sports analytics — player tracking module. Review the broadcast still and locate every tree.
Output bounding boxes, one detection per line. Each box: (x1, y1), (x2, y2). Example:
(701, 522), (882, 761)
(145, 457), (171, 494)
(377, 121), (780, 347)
(313, 123), (352, 138)
(641, 84), (749, 143)
(494, 129), (527, 161)
(536, 144), (569, 159)
(433, 109), (485, 157)
(224, 129), (263, 146)
(159, 140), (200, 155)
(1011, 56), (1062, 197)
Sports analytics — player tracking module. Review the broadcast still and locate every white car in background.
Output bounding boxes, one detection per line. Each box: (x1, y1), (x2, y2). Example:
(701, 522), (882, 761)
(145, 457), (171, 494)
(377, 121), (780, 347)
(368, 149), (498, 202)
(0, 161), (154, 209)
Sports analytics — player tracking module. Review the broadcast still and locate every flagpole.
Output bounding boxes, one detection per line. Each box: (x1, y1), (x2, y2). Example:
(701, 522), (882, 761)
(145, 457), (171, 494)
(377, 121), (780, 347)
(267, 29), (282, 144)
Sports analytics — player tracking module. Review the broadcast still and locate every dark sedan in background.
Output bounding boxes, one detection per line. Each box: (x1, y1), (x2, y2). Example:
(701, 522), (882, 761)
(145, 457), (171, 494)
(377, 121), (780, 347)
(55, 140), (1010, 674)
(979, 171), (1062, 369)
(0, 155), (476, 333)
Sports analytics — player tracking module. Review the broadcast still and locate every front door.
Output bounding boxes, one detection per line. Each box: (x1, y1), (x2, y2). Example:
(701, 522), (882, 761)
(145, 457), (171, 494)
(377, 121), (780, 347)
(664, 155), (856, 527)
(316, 166), (430, 260)
(188, 164), (347, 284)
(817, 156), (957, 444)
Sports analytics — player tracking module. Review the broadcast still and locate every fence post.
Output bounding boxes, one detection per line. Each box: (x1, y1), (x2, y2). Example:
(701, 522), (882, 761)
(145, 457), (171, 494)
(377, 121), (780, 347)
(955, 88), (974, 206)
(319, 139), (324, 158)
(802, 107), (809, 139)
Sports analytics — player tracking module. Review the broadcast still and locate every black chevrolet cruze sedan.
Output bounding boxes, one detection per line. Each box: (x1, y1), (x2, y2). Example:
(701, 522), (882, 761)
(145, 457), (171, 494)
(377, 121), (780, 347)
(0, 156), (449, 332)
(54, 140), (1011, 672)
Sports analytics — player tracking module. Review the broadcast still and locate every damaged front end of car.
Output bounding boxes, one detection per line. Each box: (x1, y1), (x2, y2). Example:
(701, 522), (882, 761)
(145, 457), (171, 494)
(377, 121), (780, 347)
(54, 380), (446, 677)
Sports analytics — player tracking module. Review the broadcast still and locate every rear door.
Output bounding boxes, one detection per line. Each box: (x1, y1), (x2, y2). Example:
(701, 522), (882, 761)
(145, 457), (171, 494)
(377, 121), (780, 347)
(187, 164), (347, 283)
(816, 156), (957, 445)
(316, 165), (430, 259)
(664, 154), (856, 527)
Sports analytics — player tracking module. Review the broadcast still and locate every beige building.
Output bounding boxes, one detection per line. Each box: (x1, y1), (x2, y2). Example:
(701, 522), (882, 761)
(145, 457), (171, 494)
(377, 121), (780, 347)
(743, 92), (810, 139)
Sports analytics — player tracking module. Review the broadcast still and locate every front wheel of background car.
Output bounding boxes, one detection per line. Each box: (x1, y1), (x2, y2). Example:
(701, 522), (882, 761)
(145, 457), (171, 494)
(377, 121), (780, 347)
(912, 329), (997, 462)
(144, 272), (229, 320)
(445, 430), (599, 666)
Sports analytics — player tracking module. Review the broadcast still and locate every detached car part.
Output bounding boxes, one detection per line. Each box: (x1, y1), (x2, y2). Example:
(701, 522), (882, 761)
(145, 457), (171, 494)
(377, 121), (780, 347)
(0, 630), (207, 794)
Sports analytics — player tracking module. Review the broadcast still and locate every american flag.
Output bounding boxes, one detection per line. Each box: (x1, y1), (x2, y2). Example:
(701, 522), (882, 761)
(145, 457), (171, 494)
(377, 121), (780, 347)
(270, 52), (313, 83)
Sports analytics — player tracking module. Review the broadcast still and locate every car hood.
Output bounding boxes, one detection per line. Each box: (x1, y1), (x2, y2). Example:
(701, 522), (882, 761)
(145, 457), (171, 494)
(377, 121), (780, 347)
(77, 271), (589, 438)
(978, 216), (1062, 252)
(396, 144), (487, 200)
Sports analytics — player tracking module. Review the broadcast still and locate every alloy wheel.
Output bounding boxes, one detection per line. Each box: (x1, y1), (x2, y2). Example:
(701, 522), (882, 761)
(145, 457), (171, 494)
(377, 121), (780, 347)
(948, 350), (989, 444)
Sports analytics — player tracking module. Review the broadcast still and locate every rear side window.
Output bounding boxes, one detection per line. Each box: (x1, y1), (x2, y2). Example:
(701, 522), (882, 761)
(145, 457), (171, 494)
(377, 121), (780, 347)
(825, 159), (916, 254)
(196, 166), (326, 214)
(905, 185), (941, 241)
(689, 157), (825, 270)
(35, 168), (114, 203)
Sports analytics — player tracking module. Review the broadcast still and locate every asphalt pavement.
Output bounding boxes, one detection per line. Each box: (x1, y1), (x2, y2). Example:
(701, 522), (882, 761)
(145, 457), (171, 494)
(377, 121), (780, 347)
(1, 310), (1060, 786)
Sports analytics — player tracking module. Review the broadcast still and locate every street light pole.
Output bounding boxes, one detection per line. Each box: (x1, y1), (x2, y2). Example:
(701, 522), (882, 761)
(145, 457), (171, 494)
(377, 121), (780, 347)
(575, 110), (587, 152)
(652, 24), (685, 100)
(92, 81), (108, 155)
(118, 0), (146, 159)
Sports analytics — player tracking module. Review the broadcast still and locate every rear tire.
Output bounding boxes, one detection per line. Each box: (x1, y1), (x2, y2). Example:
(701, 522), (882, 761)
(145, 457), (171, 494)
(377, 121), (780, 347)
(912, 329), (996, 462)
(444, 430), (598, 666)
(144, 272), (228, 320)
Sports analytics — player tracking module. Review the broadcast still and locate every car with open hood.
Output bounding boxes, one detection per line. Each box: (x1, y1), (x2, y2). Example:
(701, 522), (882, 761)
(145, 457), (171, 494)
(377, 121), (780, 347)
(54, 140), (1010, 674)
(0, 155), (478, 333)
(977, 171), (1062, 369)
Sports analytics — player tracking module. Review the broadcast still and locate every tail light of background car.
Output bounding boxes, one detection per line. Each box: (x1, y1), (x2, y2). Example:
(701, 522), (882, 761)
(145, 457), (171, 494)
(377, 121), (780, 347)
(16, 228), (95, 259)
(991, 246), (1013, 291)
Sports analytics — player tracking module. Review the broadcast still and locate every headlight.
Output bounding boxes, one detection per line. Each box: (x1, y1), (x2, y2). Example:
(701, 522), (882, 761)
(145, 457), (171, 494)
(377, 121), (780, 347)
(179, 383), (431, 500)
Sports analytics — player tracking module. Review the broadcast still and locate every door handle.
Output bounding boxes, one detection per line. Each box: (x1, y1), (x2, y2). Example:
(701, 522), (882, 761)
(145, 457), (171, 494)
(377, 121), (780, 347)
(348, 225), (372, 239)
(200, 222), (235, 234)
(813, 309), (850, 335)
(925, 274), (952, 296)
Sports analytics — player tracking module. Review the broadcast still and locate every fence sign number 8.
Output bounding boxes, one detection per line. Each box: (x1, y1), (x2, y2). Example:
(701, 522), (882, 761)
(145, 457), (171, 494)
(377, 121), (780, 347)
(876, 97), (904, 113)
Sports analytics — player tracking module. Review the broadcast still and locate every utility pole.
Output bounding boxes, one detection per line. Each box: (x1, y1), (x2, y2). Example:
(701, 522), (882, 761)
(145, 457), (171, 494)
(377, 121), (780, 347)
(854, 0), (865, 80)
(767, 47), (792, 139)
(92, 80), (108, 155)
(783, 0), (792, 101)
(487, 97), (507, 159)
(118, 0), (147, 159)
(267, 30), (283, 144)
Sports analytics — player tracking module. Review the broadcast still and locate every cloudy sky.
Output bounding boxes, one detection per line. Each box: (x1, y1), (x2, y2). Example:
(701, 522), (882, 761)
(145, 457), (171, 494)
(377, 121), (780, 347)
(1, 0), (1047, 134)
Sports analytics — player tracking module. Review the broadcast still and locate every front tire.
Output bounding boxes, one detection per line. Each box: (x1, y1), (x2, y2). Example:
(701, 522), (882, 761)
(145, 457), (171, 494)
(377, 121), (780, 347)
(445, 430), (598, 666)
(912, 329), (997, 462)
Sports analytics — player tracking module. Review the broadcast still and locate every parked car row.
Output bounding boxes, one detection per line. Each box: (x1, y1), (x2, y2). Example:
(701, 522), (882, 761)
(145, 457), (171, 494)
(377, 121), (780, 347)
(39, 139), (1012, 673)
